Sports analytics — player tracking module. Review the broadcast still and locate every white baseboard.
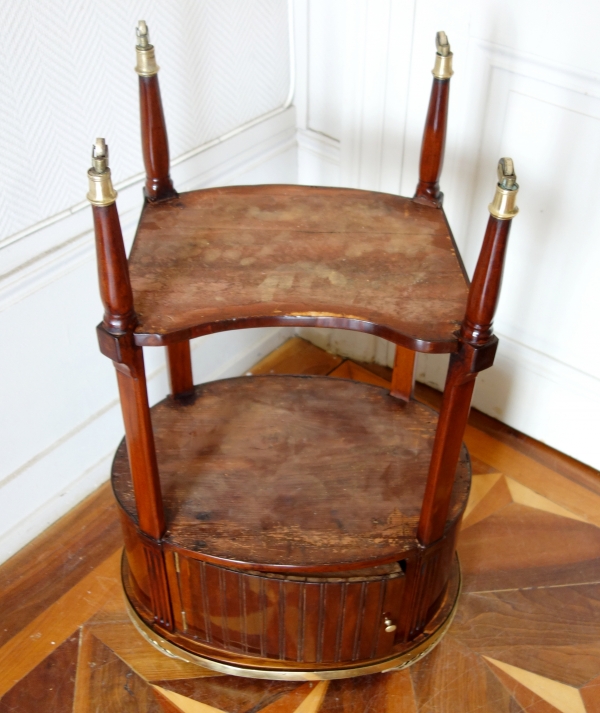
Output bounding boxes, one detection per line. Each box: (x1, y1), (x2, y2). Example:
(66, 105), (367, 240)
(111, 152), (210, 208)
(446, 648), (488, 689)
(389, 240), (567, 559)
(298, 328), (599, 470)
(0, 452), (115, 567)
(0, 325), (293, 567)
(297, 128), (341, 187)
(416, 335), (600, 469)
(296, 326), (394, 367)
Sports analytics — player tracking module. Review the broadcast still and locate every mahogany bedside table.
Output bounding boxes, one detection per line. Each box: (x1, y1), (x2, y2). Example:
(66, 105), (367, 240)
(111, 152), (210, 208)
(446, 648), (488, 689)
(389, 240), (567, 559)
(86, 24), (519, 680)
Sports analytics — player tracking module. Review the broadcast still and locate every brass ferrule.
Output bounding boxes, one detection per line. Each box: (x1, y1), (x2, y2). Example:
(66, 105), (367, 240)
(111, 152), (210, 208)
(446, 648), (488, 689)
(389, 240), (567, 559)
(135, 21), (159, 76)
(87, 168), (118, 207)
(432, 52), (453, 80)
(135, 46), (159, 77)
(489, 157), (519, 219)
(87, 139), (117, 206)
(488, 185), (519, 220)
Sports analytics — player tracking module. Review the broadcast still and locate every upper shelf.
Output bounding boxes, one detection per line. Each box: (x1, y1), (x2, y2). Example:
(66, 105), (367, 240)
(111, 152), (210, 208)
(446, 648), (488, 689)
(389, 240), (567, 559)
(129, 185), (469, 352)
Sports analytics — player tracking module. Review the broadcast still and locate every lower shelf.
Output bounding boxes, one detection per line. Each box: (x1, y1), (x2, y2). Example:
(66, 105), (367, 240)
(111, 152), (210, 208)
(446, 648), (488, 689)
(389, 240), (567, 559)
(113, 375), (470, 675)
(113, 374), (470, 569)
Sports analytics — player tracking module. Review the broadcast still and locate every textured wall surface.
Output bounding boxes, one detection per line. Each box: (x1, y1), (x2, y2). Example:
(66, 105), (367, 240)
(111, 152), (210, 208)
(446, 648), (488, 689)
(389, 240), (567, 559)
(0, 0), (290, 242)
(0, 0), (295, 564)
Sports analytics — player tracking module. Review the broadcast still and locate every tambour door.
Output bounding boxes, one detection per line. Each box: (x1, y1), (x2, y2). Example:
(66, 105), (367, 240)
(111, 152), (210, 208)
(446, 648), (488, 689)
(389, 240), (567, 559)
(167, 553), (406, 665)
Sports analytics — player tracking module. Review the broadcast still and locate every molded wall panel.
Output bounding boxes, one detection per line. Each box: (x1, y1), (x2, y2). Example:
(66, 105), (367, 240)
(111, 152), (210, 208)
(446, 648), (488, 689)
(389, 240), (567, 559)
(296, 0), (600, 469)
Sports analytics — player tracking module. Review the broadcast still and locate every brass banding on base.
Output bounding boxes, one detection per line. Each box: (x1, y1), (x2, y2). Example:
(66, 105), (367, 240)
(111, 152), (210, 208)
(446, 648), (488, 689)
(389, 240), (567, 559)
(123, 557), (461, 681)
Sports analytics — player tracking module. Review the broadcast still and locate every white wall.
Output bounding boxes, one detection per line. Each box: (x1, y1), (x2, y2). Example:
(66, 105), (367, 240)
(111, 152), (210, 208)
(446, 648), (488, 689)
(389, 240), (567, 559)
(2, 0), (598, 564)
(0, 0), (296, 564)
(294, 0), (600, 471)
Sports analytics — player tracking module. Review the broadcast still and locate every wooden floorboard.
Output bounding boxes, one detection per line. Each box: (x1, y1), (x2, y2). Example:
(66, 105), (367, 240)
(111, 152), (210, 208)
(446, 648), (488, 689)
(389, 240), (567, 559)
(0, 481), (121, 649)
(1, 336), (598, 712)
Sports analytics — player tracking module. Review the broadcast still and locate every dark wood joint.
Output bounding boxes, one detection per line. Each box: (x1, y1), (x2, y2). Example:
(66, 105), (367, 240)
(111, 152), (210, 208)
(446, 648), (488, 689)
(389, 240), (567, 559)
(96, 324), (136, 364)
(413, 187), (444, 208)
(461, 337), (499, 374)
(143, 185), (179, 204)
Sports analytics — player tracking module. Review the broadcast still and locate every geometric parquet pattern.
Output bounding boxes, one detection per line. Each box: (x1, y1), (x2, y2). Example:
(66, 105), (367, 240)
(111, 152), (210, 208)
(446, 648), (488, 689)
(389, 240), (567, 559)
(1, 338), (599, 712)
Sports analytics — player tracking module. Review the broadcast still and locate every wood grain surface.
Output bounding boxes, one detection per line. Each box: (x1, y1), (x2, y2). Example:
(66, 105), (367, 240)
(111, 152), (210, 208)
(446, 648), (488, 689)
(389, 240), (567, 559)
(1, 339), (599, 711)
(112, 375), (470, 568)
(128, 186), (468, 351)
(0, 482), (120, 649)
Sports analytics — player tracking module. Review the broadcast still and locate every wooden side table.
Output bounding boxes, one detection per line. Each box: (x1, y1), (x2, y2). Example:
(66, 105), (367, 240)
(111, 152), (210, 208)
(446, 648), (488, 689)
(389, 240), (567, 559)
(86, 25), (519, 680)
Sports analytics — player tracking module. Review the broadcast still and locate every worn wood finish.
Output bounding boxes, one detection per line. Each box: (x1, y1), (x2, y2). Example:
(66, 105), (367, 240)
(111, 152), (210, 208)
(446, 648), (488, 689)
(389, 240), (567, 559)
(139, 75), (177, 202)
(166, 341), (194, 397)
(414, 78), (450, 207)
(391, 345), (416, 401)
(112, 375), (470, 569)
(2, 339), (600, 708)
(114, 372), (468, 670)
(88, 27), (521, 678)
(128, 186), (469, 351)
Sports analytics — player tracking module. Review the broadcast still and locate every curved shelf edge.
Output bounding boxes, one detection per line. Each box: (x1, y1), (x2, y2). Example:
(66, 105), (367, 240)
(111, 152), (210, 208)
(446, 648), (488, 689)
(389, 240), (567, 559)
(133, 314), (461, 354)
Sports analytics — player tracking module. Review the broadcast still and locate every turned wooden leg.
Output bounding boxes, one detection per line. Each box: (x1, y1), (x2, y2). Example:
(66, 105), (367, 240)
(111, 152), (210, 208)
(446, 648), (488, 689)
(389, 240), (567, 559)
(88, 138), (166, 541)
(414, 32), (453, 208)
(88, 138), (172, 629)
(390, 345), (416, 401)
(417, 159), (520, 545)
(167, 341), (194, 397)
(135, 21), (177, 202)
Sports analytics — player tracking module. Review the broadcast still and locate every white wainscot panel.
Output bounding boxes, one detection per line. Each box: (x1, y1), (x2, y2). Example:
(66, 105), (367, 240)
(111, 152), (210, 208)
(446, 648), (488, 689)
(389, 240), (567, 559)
(427, 43), (600, 468)
(464, 52), (600, 373)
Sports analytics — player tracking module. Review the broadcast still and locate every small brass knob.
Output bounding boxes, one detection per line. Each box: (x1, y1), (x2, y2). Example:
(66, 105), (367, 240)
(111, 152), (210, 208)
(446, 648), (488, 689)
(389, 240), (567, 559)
(384, 617), (397, 633)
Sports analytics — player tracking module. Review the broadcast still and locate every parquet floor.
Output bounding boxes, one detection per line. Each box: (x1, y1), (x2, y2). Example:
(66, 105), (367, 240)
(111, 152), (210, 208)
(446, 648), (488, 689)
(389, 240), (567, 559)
(1, 337), (599, 712)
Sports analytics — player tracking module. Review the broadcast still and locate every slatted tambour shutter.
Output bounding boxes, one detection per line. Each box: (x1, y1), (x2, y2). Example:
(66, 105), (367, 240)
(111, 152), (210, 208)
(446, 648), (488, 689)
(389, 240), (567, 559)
(168, 556), (406, 664)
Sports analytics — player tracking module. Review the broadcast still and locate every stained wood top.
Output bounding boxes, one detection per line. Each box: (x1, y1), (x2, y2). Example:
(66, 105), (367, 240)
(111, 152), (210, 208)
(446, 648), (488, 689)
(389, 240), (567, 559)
(128, 186), (468, 352)
(112, 375), (470, 569)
